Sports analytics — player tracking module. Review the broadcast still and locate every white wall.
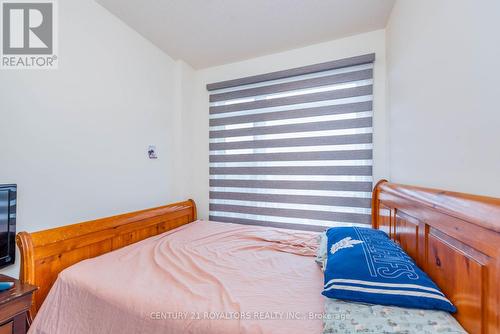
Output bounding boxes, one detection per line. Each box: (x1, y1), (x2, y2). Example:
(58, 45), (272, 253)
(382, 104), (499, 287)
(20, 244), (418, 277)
(386, 0), (500, 197)
(188, 30), (389, 219)
(10, 0), (497, 278)
(0, 0), (189, 276)
(0, 3), (387, 278)
(172, 60), (197, 200)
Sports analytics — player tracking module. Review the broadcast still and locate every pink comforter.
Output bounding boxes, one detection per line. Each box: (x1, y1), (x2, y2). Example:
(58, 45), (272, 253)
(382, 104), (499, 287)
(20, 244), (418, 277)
(29, 221), (324, 334)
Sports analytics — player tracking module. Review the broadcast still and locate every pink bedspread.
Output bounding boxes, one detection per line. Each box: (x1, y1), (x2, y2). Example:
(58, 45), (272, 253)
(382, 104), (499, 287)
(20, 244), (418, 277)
(29, 221), (324, 334)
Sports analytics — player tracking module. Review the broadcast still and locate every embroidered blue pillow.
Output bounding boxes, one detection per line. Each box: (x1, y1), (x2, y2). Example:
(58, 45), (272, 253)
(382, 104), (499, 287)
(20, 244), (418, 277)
(322, 227), (456, 312)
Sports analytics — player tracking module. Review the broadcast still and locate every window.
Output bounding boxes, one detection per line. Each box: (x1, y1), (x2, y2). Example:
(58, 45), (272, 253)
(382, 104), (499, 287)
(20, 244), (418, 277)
(207, 54), (374, 231)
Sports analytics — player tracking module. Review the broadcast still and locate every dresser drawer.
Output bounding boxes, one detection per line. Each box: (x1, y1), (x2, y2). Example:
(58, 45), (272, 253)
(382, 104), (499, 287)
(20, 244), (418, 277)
(0, 321), (12, 334)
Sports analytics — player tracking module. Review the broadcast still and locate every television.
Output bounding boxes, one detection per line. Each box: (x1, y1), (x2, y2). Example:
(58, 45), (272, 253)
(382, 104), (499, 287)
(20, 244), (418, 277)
(0, 184), (16, 268)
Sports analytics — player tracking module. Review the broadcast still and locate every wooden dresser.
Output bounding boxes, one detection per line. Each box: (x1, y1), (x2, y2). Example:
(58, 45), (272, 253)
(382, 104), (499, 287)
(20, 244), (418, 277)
(0, 274), (37, 334)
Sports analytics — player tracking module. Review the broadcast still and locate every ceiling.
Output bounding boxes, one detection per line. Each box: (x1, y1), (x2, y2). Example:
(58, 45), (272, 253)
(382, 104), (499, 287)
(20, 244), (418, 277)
(96, 0), (395, 69)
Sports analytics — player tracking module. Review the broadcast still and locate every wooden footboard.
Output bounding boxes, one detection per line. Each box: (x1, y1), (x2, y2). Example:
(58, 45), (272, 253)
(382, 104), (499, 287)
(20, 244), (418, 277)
(372, 180), (500, 334)
(17, 183), (500, 333)
(16, 199), (197, 321)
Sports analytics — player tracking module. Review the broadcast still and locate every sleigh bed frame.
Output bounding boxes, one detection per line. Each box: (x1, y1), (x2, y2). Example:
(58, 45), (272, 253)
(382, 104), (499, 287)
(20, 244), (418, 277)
(371, 180), (500, 333)
(16, 182), (500, 333)
(16, 199), (197, 321)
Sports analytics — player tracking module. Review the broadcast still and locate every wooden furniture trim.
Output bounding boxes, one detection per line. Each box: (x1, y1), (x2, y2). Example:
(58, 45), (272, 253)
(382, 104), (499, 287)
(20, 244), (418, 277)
(372, 180), (500, 334)
(16, 199), (197, 320)
(0, 274), (37, 334)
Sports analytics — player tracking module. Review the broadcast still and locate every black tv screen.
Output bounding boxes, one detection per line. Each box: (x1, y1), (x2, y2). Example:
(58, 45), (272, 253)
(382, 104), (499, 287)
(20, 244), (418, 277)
(0, 184), (16, 268)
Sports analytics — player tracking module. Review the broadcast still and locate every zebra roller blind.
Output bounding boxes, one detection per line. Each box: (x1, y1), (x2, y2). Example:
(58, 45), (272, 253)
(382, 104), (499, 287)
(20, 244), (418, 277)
(208, 54), (375, 231)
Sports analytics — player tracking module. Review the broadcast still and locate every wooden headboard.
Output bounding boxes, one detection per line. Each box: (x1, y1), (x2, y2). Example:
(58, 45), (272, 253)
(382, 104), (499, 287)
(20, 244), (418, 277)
(372, 180), (500, 334)
(16, 199), (197, 320)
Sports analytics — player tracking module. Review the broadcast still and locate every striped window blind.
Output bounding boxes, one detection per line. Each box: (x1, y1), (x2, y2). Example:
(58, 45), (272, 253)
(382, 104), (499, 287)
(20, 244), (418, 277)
(207, 54), (375, 231)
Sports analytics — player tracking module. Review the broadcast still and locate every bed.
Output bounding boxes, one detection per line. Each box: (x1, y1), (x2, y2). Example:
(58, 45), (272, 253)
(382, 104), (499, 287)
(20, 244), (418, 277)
(16, 181), (500, 333)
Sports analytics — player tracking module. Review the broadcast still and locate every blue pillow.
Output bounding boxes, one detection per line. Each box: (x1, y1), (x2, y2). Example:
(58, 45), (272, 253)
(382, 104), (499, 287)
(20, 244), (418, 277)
(322, 227), (456, 312)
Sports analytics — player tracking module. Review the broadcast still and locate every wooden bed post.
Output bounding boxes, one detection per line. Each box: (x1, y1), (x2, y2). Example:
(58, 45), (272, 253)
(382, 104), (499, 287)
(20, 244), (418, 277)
(371, 179), (388, 229)
(16, 231), (37, 322)
(188, 198), (197, 221)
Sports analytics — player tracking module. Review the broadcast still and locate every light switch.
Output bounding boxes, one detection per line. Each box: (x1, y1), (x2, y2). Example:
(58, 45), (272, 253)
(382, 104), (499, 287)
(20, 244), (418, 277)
(148, 145), (157, 159)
